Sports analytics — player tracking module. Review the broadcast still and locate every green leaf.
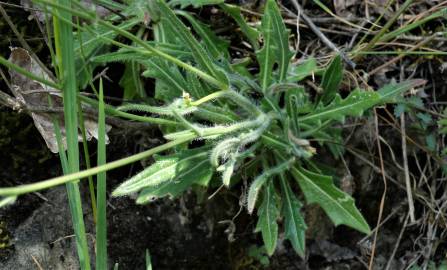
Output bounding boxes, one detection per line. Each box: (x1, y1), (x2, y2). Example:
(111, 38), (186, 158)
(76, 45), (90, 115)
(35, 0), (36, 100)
(142, 58), (188, 101)
(279, 174), (306, 257)
(292, 166), (370, 234)
(74, 19), (139, 89)
(299, 89), (381, 123)
(220, 4), (259, 50)
(136, 155), (213, 203)
(145, 250), (153, 270)
(247, 172), (270, 214)
(256, 0), (292, 90)
(255, 181), (279, 256)
(169, 0), (224, 8)
(377, 79), (426, 103)
(248, 159), (295, 213)
(256, 1), (274, 91)
(285, 86), (306, 134)
(123, 0), (151, 20)
(92, 43), (192, 64)
(119, 61), (145, 100)
(157, 0), (228, 86)
(287, 58), (317, 82)
(266, 0), (293, 82)
(176, 11), (229, 59)
(112, 147), (211, 196)
(320, 55), (343, 104)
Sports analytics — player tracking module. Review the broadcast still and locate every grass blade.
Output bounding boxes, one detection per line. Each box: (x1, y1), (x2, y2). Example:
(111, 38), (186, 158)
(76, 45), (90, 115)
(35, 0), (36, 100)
(53, 0), (91, 268)
(96, 79), (107, 269)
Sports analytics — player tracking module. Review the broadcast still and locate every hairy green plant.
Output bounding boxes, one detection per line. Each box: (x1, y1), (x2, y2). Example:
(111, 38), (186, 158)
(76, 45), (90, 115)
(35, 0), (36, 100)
(0, 0), (426, 260)
(105, 0), (423, 256)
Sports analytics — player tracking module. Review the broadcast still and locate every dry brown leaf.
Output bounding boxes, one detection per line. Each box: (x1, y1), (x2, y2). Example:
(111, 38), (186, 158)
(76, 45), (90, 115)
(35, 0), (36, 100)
(8, 47), (110, 153)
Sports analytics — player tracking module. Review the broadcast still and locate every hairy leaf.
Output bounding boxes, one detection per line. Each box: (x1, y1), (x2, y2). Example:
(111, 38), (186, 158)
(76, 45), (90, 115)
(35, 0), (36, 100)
(292, 166), (370, 234)
(247, 172), (270, 214)
(279, 174), (306, 257)
(255, 181), (279, 256)
(247, 158), (294, 213)
(320, 55), (343, 104)
(113, 148), (211, 196)
(136, 154), (213, 203)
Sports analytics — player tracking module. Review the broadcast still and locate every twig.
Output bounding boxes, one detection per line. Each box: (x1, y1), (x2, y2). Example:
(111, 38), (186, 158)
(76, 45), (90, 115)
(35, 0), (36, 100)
(368, 109), (388, 270)
(289, 0), (356, 68)
(30, 255), (44, 270)
(401, 111), (416, 222)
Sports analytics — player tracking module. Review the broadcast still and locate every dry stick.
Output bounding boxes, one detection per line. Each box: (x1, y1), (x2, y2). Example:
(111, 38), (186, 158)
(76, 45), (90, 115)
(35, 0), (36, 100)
(368, 35), (435, 76)
(289, 0), (356, 68)
(401, 104), (416, 222)
(0, 5), (56, 81)
(368, 110), (388, 270)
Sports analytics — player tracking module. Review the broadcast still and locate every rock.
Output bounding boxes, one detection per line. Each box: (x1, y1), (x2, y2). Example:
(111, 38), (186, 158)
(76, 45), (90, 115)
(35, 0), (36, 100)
(2, 187), (94, 270)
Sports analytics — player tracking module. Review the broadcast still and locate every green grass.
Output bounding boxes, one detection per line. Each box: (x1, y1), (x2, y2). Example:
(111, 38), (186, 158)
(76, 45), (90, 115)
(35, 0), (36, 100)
(52, 0), (91, 268)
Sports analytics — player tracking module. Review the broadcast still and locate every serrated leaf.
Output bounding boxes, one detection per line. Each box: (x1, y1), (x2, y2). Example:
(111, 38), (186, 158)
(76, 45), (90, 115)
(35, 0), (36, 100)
(256, 0), (292, 90)
(176, 11), (229, 59)
(92, 50), (150, 64)
(169, 0), (224, 8)
(267, 0), (293, 82)
(377, 79), (426, 103)
(157, 0), (228, 86)
(220, 4), (259, 50)
(256, 1), (274, 91)
(320, 55), (343, 104)
(292, 166), (370, 234)
(287, 58), (317, 82)
(299, 89), (381, 123)
(112, 148), (211, 196)
(255, 181), (279, 256)
(142, 58), (187, 101)
(279, 174), (306, 257)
